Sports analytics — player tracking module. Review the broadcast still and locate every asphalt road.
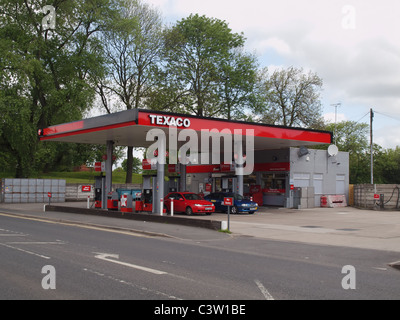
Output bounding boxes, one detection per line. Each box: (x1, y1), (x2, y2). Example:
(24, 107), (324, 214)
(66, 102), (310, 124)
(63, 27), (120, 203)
(1, 212), (399, 302)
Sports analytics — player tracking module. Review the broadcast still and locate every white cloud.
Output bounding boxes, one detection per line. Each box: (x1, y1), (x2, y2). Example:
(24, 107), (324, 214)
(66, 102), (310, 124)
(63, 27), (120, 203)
(323, 113), (348, 124)
(257, 37), (291, 56)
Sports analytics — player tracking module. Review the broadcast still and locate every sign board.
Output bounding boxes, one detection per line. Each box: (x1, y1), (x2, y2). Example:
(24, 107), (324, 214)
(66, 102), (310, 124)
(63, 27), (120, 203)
(142, 159), (157, 170)
(148, 114), (191, 128)
(221, 163), (235, 172)
(374, 194), (380, 199)
(47, 192), (52, 198)
(224, 197), (233, 206)
(82, 186), (92, 192)
(94, 162), (106, 172)
(168, 164), (180, 173)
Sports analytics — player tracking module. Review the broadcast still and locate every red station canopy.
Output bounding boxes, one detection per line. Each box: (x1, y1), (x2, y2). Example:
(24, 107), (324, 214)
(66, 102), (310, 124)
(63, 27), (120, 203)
(39, 109), (332, 150)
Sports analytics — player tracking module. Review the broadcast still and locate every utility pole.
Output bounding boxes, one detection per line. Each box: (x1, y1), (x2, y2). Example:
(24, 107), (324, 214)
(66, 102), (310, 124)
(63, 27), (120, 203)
(331, 103), (341, 145)
(370, 108), (374, 185)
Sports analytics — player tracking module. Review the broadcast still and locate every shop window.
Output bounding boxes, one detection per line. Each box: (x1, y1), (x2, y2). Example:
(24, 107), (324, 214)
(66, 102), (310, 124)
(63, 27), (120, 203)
(244, 174), (257, 194)
(261, 173), (286, 193)
(336, 174), (346, 194)
(313, 174), (323, 195)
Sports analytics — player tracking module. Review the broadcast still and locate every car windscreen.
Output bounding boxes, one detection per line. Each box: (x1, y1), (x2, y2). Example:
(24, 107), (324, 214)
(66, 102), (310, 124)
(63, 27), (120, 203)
(226, 193), (244, 201)
(184, 193), (202, 200)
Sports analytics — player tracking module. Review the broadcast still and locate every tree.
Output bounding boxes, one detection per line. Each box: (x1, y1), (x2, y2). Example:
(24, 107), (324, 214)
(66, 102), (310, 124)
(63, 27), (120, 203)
(121, 157), (142, 174)
(374, 146), (400, 184)
(0, 0), (114, 177)
(324, 121), (370, 184)
(160, 14), (245, 117)
(96, 0), (164, 183)
(216, 48), (259, 120)
(327, 121), (369, 154)
(258, 67), (324, 128)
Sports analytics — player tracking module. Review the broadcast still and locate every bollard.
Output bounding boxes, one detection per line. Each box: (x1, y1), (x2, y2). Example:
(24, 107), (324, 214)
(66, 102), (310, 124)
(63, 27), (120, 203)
(171, 199), (174, 216)
(380, 194), (384, 210)
(160, 198), (164, 216)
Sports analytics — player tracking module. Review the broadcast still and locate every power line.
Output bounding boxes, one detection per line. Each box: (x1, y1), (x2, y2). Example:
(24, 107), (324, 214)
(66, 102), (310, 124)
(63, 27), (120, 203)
(352, 111), (370, 124)
(374, 111), (400, 123)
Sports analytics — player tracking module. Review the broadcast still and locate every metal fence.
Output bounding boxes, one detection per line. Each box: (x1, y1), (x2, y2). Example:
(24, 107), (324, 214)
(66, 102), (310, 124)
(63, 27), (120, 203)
(0, 179), (66, 203)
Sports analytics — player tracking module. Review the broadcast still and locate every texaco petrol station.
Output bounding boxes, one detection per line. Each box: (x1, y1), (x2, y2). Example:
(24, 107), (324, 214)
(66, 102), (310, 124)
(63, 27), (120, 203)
(39, 109), (349, 213)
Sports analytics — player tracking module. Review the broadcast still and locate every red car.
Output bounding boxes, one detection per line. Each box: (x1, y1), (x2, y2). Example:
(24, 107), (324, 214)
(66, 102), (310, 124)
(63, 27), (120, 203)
(164, 192), (215, 215)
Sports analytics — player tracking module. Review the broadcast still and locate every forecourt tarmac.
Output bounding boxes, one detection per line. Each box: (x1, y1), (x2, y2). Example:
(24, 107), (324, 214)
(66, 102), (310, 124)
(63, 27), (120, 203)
(0, 202), (400, 253)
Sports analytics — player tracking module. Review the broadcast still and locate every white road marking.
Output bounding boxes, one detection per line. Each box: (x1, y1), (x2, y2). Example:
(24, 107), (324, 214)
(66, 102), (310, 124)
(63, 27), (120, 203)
(255, 279), (275, 300)
(0, 242), (50, 259)
(94, 253), (167, 275)
(83, 268), (182, 300)
(0, 212), (154, 238)
(6, 241), (65, 245)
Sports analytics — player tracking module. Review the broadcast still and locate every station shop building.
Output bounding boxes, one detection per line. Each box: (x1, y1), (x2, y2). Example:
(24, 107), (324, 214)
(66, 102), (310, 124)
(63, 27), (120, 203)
(39, 109), (349, 212)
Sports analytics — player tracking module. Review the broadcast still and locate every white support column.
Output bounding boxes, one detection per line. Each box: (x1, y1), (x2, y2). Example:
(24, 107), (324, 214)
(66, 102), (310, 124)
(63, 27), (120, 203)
(180, 163), (186, 192)
(236, 140), (244, 196)
(105, 140), (114, 196)
(156, 135), (166, 215)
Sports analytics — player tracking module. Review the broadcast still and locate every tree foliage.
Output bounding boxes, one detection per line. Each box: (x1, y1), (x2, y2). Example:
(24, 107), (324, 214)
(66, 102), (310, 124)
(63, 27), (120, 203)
(257, 67), (324, 129)
(0, 0), (115, 177)
(158, 14), (248, 118)
(324, 121), (370, 184)
(95, 0), (163, 183)
(322, 121), (400, 184)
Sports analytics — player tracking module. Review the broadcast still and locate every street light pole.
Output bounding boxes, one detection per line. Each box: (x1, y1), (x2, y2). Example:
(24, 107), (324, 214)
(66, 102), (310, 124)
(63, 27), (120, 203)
(370, 108), (374, 185)
(331, 103), (341, 145)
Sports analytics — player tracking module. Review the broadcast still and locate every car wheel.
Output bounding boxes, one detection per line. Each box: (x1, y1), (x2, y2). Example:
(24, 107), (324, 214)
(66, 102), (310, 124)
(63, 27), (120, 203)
(230, 206), (238, 214)
(205, 212), (212, 215)
(186, 206), (193, 215)
(249, 211), (255, 215)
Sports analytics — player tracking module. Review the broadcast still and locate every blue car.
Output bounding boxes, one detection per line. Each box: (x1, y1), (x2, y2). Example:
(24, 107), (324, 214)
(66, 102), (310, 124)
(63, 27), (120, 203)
(204, 192), (258, 214)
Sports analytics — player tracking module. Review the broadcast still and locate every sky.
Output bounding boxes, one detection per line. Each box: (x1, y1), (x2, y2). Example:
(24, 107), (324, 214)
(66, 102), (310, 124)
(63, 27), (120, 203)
(145, 0), (400, 149)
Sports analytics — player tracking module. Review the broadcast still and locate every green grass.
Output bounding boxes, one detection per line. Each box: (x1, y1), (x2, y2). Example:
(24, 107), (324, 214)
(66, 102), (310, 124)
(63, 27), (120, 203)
(1, 171), (143, 184)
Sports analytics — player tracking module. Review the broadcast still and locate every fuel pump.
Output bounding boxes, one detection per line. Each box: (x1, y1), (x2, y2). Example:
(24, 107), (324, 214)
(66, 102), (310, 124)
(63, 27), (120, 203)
(94, 175), (105, 209)
(141, 189), (153, 212)
(94, 188), (102, 208)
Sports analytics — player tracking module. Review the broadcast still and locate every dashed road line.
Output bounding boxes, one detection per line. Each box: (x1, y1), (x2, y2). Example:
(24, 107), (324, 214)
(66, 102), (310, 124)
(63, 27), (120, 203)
(0, 242), (50, 260)
(255, 279), (275, 300)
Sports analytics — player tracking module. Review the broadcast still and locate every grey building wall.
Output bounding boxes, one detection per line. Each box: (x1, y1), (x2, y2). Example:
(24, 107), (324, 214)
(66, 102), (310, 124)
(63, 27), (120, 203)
(290, 147), (350, 206)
